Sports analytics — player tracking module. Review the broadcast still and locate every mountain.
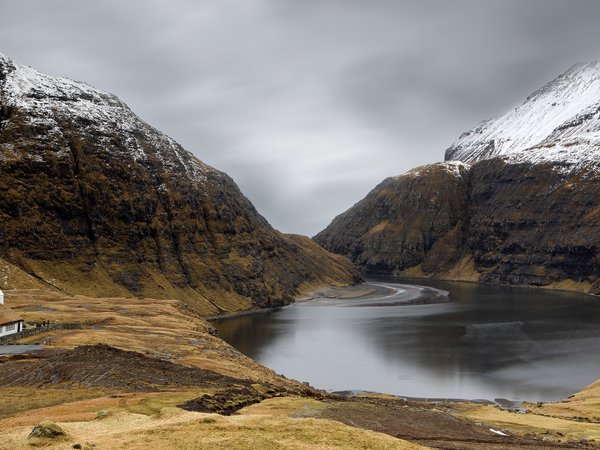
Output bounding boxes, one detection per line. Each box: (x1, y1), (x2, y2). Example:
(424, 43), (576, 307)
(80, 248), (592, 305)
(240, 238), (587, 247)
(445, 61), (600, 169)
(0, 53), (359, 314)
(315, 63), (600, 295)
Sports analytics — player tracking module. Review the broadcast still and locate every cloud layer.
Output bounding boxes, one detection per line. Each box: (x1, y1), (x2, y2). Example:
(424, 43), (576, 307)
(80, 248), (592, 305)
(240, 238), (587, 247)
(1, 0), (600, 235)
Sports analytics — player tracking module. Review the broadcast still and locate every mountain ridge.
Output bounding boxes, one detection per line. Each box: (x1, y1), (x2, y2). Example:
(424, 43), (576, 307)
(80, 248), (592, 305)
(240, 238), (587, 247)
(445, 61), (600, 171)
(0, 52), (359, 314)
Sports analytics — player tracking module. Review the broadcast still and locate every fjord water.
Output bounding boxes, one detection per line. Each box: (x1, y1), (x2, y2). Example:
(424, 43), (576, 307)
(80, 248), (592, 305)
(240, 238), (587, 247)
(215, 280), (600, 403)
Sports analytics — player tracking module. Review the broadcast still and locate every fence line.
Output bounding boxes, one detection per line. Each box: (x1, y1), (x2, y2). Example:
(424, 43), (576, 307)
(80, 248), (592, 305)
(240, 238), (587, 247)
(0, 322), (82, 345)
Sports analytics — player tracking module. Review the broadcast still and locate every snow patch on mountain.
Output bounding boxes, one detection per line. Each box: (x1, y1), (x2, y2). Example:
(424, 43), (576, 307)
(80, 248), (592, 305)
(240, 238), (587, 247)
(0, 52), (209, 181)
(403, 161), (470, 179)
(445, 62), (600, 172)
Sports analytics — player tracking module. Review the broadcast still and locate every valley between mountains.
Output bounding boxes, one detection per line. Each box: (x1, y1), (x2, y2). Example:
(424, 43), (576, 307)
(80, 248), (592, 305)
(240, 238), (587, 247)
(2, 53), (600, 449)
(316, 62), (600, 296)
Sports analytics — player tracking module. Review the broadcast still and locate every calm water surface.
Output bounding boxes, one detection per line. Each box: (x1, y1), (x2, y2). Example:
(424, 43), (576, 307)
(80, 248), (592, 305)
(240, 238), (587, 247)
(215, 279), (600, 403)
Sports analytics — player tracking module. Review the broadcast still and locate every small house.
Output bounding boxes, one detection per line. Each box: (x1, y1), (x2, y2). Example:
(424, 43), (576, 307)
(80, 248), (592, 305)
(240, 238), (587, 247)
(0, 289), (24, 337)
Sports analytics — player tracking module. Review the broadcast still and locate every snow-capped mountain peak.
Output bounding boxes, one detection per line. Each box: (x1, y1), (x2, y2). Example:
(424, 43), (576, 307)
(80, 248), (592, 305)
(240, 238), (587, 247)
(445, 62), (600, 171)
(0, 53), (209, 180)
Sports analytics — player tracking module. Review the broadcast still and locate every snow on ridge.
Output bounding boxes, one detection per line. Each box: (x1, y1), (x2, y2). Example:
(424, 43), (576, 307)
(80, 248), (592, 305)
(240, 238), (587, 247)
(0, 52), (13, 66)
(402, 161), (470, 179)
(445, 61), (600, 171)
(0, 53), (210, 180)
(442, 160), (471, 178)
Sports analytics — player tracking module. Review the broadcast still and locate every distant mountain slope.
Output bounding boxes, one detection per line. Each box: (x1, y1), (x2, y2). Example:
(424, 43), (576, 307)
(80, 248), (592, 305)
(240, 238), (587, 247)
(314, 162), (471, 277)
(0, 53), (359, 314)
(445, 62), (600, 171)
(316, 63), (600, 294)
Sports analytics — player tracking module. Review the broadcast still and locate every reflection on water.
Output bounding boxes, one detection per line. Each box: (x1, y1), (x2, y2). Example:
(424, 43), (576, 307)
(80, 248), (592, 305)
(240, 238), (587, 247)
(215, 279), (600, 402)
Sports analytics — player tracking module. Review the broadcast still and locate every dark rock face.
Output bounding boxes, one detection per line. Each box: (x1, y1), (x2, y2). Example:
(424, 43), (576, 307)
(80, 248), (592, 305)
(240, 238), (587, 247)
(315, 159), (600, 294)
(314, 163), (470, 277)
(0, 54), (358, 312)
(467, 159), (600, 293)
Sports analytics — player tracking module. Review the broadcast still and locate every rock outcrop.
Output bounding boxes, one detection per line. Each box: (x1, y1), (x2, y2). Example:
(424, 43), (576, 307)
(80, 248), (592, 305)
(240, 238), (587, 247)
(28, 421), (66, 439)
(316, 63), (600, 294)
(0, 53), (359, 314)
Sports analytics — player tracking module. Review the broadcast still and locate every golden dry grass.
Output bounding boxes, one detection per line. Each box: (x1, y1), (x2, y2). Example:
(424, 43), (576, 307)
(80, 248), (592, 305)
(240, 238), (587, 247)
(238, 396), (329, 417)
(0, 390), (205, 428)
(397, 255), (481, 283)
(0, 401), (426, 450)
(4, 289), (292, 386)
(0, 387), (111, 421)
(454, 403), (600, 444)
(525, 379), (600, 422)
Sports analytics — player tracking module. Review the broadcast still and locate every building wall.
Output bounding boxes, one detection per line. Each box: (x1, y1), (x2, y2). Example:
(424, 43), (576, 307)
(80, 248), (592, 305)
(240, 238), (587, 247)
(0, 321), (23, 337)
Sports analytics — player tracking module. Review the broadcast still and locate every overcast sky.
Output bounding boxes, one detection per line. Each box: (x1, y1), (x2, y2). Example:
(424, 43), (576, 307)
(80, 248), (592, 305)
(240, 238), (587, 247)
(1, 1), (600, 235)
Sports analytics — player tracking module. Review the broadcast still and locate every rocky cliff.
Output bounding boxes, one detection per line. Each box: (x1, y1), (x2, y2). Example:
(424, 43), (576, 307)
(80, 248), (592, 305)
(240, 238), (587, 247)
(316, 63), (600, 294)
(0, 53), (359, 314)
(314, 162), (471, 277)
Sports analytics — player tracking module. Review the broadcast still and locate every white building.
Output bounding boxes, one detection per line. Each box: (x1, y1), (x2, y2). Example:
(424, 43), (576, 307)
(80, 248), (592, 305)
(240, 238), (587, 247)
(0, 289), (24, 338)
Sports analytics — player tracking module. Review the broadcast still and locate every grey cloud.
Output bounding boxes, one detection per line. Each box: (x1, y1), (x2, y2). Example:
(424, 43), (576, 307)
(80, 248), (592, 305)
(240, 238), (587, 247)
(1, 0), (600, 235)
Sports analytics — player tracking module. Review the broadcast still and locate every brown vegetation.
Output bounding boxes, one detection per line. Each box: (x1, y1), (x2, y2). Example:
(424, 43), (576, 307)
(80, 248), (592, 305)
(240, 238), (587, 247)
(315, 160), (600, 295)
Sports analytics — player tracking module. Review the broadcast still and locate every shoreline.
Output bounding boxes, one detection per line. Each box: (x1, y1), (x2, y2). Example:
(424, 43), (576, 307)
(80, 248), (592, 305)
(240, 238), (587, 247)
(332, 390), (533, 412)
(212, 279), (593, 407)
(205, 305), (282, 322)
(207, 280), (448, 322)
(296, 282), (396, 302)
(208, 274), (600, 322)
(206, 282), (395, 322)
(372, 274), (599, 298)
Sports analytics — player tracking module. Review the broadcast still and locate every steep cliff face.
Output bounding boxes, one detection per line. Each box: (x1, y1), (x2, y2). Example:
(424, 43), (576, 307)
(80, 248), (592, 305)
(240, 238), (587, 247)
(0, 53), (358, 314)
(466, 159), (600, 292)
(314, 162), (470, 276)
(316, 63), (600, 294)
(447, 62), (600, 293)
